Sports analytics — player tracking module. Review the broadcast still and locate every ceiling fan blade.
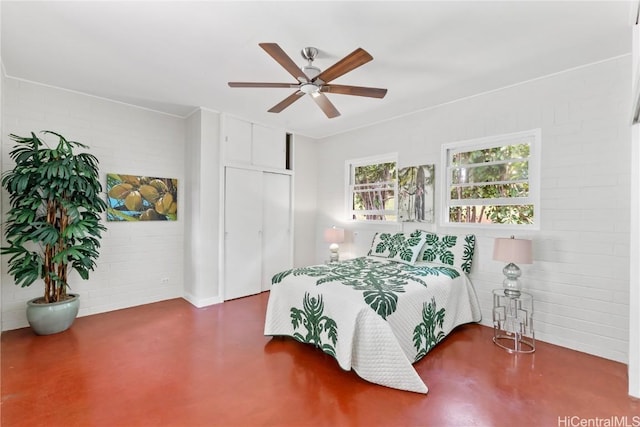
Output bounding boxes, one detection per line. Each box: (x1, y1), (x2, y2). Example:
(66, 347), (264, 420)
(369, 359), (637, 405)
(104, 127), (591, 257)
(321, 84), (387, 99)
(314, 48), (373, 84)
(228, 82), (299, 88)
(268, 91), (305, 113)
(312, 93), (341, 119)
(259, 43), (308, 82)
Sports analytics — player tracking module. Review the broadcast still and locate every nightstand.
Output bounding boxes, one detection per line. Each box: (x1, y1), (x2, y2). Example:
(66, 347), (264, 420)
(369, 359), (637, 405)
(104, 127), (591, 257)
(492, 289), (535, 353)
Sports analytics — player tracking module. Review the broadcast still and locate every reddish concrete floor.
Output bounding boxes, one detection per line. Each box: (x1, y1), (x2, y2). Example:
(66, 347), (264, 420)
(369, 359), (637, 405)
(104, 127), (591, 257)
(1, 292), (638, 427)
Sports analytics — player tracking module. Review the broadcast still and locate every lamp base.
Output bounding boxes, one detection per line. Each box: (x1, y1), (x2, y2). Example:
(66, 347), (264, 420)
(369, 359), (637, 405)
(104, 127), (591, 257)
(329, 243), (340, 263)
(503, 288), (521, 298)
(502, 262), (522, 297)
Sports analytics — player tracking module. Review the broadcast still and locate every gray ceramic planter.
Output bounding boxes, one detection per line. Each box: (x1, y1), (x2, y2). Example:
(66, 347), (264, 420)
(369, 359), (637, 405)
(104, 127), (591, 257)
(26, 294), (80, 335)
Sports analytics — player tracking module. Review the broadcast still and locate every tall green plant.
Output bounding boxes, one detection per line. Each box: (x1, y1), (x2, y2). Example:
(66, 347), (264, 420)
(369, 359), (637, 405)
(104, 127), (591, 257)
(1, 131), (107, 303)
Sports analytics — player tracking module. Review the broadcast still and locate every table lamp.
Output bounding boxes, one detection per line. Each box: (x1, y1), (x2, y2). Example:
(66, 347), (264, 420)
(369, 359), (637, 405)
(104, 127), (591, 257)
(324, 226), (345, 263)
(493, 236), (533, 297)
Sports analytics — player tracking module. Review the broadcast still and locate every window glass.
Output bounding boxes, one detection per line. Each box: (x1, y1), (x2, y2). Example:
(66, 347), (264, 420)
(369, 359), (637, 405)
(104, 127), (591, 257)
(443, 130), (540, 228)
(347, 157), (397, 221)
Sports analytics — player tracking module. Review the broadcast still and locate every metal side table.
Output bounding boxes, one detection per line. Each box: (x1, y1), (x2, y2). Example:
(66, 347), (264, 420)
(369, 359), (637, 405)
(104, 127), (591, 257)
(492, 289), (535, 353)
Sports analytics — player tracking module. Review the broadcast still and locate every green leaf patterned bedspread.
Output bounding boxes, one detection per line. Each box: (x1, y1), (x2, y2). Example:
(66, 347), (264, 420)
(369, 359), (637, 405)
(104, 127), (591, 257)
(264, 256), (482, 394)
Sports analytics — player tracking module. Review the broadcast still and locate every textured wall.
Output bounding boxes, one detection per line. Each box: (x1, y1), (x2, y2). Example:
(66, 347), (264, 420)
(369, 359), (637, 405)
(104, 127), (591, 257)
(1, 78), (185, 330)
(314, 56), (632, 363)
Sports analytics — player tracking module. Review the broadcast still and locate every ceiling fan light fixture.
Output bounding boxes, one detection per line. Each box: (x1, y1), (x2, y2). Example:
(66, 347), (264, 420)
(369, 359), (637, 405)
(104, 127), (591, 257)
(300, 83), (320, 95)
(302, 65), (321, 79)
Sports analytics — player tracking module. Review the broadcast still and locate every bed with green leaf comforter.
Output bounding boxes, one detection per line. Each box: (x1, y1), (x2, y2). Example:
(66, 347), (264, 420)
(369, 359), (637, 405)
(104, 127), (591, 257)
(264, 256), (482, 394)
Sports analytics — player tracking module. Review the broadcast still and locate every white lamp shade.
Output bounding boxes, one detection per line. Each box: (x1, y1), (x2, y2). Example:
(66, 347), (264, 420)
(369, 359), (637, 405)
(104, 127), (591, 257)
(493, 237), (533, 264)
(324, 227), (345, 244)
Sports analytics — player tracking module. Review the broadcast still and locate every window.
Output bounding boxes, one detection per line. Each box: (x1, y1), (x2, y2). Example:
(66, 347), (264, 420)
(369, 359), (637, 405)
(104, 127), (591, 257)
(346, 154), (397, 221)
(441, 129), (540, 228)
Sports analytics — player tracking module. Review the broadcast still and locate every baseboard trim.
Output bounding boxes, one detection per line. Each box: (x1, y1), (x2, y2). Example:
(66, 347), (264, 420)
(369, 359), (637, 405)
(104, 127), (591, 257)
(182, 293), (223, 308)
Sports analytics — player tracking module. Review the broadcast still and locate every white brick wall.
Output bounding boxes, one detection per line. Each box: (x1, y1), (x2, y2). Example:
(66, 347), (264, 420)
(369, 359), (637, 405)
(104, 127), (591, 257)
(1, 78), (185, 331)
(313, 56), (631, 363)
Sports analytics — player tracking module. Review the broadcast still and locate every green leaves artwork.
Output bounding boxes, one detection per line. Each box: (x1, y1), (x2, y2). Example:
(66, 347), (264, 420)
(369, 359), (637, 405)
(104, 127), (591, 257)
(420, 233), (476, 273)
(290, 293), (338, 357)
(461, 235), (476, 273)
(268, 254), (484, 386)
(276, 257), (458, 320)
(369, 230), (428, 264)
(413, 297), (446, 361)
(421, 233), (458, 265)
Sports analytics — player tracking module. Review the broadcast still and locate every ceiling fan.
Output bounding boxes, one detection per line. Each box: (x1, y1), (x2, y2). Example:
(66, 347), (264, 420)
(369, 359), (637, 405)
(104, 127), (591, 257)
(228, 43), (388, 119)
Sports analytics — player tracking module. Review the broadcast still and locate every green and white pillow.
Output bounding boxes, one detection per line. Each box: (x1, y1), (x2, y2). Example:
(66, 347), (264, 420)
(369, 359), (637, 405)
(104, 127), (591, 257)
(418, 233), (476, 273)
(368, 230), (429, 265)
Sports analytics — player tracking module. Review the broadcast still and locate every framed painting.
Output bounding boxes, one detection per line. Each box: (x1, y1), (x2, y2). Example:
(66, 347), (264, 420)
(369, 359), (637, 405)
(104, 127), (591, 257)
(398, 164), (434, 223)
(106, 173), (178, 221)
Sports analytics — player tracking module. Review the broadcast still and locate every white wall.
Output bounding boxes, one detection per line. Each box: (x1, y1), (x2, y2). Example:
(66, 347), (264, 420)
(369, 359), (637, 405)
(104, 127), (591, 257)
(315, 56), (632, 364)
(292, 134), (319, 267)
(184, 110), (202, 305)
(184, 108), (221, 307)
(1, 78), (186, 330)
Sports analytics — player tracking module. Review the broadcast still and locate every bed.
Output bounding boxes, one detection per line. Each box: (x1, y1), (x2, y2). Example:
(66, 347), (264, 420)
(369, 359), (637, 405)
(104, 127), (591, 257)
(264, 231), (482, 394)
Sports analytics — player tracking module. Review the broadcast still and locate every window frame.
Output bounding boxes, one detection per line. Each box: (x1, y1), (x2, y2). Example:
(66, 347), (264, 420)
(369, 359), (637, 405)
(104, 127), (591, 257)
(440, 129), (541, 230)
(345, 153), (399, 224)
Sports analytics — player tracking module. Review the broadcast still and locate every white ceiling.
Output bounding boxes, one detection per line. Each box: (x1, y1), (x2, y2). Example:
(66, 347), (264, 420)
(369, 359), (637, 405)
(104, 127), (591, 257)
(1, 1), (633, 139)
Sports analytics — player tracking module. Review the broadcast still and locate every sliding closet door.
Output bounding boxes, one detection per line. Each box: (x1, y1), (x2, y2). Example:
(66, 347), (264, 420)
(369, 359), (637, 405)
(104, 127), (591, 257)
(224, 167), (263, 300)
(261, 172), (292, 291)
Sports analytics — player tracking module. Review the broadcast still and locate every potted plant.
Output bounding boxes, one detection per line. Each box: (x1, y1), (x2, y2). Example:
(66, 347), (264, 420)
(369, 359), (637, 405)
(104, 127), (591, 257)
(1, 131), (107, 335)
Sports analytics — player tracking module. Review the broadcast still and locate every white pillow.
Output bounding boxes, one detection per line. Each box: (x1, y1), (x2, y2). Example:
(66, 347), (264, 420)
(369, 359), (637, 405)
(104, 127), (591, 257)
(417, 232), (476, 273)
(367, 230), (429, 264)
